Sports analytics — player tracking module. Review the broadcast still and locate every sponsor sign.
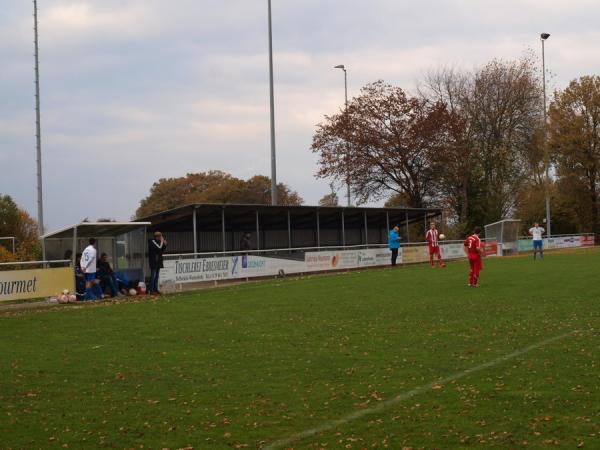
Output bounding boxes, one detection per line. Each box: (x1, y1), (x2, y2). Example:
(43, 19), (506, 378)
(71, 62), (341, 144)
(518, 239), (533, 252)
(0, 267), (74, 302)
(236, 255), (306, 277)
(483, 240), (499, 256)
(357, 248), (395, 267)
(517, 235), (591, 253)
(580, 235), (595, 247)
(162, 255), (308, 286)
(546, 236), (579, 250)
(440, 243), (465, 259)
(162, 257), (231, 284)
(402, 246), (429, 264)
(305, 251), (338, 271)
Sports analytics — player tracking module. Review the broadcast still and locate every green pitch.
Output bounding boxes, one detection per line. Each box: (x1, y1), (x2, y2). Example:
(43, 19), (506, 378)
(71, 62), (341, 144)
(1, 249), (599, 449)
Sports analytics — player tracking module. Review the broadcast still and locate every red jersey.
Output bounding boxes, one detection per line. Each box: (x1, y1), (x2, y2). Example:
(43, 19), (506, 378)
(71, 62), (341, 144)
(425, 229), (440, 247)
(464, 234), (481, 257)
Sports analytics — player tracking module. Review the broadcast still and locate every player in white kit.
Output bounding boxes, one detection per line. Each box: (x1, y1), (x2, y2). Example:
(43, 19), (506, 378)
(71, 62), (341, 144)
(528, 222), (545, 260)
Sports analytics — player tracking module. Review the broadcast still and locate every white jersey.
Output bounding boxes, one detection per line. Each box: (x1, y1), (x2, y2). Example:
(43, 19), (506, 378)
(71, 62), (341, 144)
(81, 245), (97, 273)
(529, 226), (545, 241)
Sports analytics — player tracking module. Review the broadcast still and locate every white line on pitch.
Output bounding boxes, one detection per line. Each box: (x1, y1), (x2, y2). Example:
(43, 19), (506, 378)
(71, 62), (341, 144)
(264, 330), (579, 450)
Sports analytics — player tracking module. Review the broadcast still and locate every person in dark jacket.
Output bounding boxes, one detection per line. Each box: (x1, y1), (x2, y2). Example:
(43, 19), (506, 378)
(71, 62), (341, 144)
(74, 253), (86, 300)
(240, 232), (252, 253)
(148, 231), (167, 294)
(97, 253), (123, 297)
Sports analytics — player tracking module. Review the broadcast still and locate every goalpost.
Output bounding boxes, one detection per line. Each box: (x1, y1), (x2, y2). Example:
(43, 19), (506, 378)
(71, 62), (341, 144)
(484, 219), (521, 256)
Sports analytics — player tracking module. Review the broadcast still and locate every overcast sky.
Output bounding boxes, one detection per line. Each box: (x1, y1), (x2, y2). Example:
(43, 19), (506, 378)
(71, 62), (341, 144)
(1, 0), (599, 231)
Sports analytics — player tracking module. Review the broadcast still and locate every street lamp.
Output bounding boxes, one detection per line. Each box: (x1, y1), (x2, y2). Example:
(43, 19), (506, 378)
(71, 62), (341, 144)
(334, 64), (351, 206)
(268, 0), (277, 205)
(33, 0), (44, 236)
(541, 32), (551, 237)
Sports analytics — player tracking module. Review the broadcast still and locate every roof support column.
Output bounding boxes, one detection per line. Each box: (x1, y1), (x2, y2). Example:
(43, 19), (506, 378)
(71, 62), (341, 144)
(341, 211), (346, 248)
(142, 225), (147, 281)
(364, 211), (368, 247)
(193, 206), (198, 257)
(71, 225), (77, 267)
(287, 210), (292, 252)
(386, 211), (390, 244)
(221, 207), (226, 252)
(316, 209), (320, 248)
(255, 210), (260, 251)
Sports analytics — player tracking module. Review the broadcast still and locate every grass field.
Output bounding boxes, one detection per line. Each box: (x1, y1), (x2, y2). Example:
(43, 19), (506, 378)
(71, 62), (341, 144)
(1, 249), (599, 449)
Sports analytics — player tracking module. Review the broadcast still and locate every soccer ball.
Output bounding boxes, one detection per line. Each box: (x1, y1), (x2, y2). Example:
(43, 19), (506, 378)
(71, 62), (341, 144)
(128, 288), (137, 296)
(439, 234), (446, 240)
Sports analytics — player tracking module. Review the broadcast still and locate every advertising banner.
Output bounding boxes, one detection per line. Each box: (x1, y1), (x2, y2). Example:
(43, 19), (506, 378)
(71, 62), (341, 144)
(546, 236), (579, 250)
(580, 235), (595, 246)
(235, 255), (306, 277)
(402, 246), (429, 264)
(483, 240), (499, 256)
(518, 235), (591, 253)
(161, 255), (307, 286)
(518, 239), (533, 252)
(0, 267), (74, 302)
(304, 251), (339, 271)
(440, 243), (465, 260)
(357, 248), (396, 267)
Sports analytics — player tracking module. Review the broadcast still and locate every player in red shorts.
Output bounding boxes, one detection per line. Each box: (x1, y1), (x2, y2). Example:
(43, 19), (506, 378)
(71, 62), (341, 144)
(425, 222), (445, 268)
(464, 226), (483, 287)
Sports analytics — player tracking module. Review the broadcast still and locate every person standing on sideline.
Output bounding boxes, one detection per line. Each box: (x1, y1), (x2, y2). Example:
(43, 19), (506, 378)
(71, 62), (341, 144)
(528, 222), (545, 260)
(388, 225), (401, 266)
(240, 232), (252, 254)
(425, 222), (445, 268)
(148, 231), (167, 294)
(81, 238), (103, 300)
(464, 226), (483, 287)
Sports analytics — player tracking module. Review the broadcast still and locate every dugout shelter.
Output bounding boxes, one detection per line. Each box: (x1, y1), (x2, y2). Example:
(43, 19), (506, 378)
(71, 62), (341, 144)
(41, 222), (151, 280)
(136, 203), (442, 255)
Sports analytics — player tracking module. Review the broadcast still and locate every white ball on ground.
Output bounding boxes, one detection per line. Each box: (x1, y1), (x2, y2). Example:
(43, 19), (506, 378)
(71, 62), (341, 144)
(128, 288), (137, 296)
(439, 234), (446, 240)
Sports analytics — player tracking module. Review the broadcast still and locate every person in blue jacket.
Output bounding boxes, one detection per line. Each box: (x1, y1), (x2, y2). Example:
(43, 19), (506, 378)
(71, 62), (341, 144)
(388, 225), (401, 266)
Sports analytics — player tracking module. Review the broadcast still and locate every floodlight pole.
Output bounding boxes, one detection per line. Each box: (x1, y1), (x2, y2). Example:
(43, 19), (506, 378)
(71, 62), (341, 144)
(335, 64), (351, 206)
(33, 0), (44, 236)
(541, 33), (551, 237)
(268, 0), (278, 205)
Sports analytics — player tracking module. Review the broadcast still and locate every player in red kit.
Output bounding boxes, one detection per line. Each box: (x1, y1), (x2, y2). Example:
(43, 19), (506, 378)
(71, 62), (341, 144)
(425, 222), (445, 268)
(464, 226), (483, 287)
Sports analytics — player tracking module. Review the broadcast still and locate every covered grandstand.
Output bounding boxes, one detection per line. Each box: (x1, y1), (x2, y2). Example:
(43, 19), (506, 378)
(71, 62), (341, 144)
(137, 203), (443, 255)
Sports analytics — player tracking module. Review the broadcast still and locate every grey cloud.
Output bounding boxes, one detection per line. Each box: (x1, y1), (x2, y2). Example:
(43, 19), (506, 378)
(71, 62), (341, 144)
(1, 0), (599, 230)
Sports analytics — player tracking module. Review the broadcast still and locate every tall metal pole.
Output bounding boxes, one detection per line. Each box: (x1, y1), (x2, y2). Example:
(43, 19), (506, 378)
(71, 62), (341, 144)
(541, 34), (551, 237)
(335, 65), (351, 207)
(343, 68), (350, 207)
(33, 0), (44, 236)
(267, 0), (278, 205)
